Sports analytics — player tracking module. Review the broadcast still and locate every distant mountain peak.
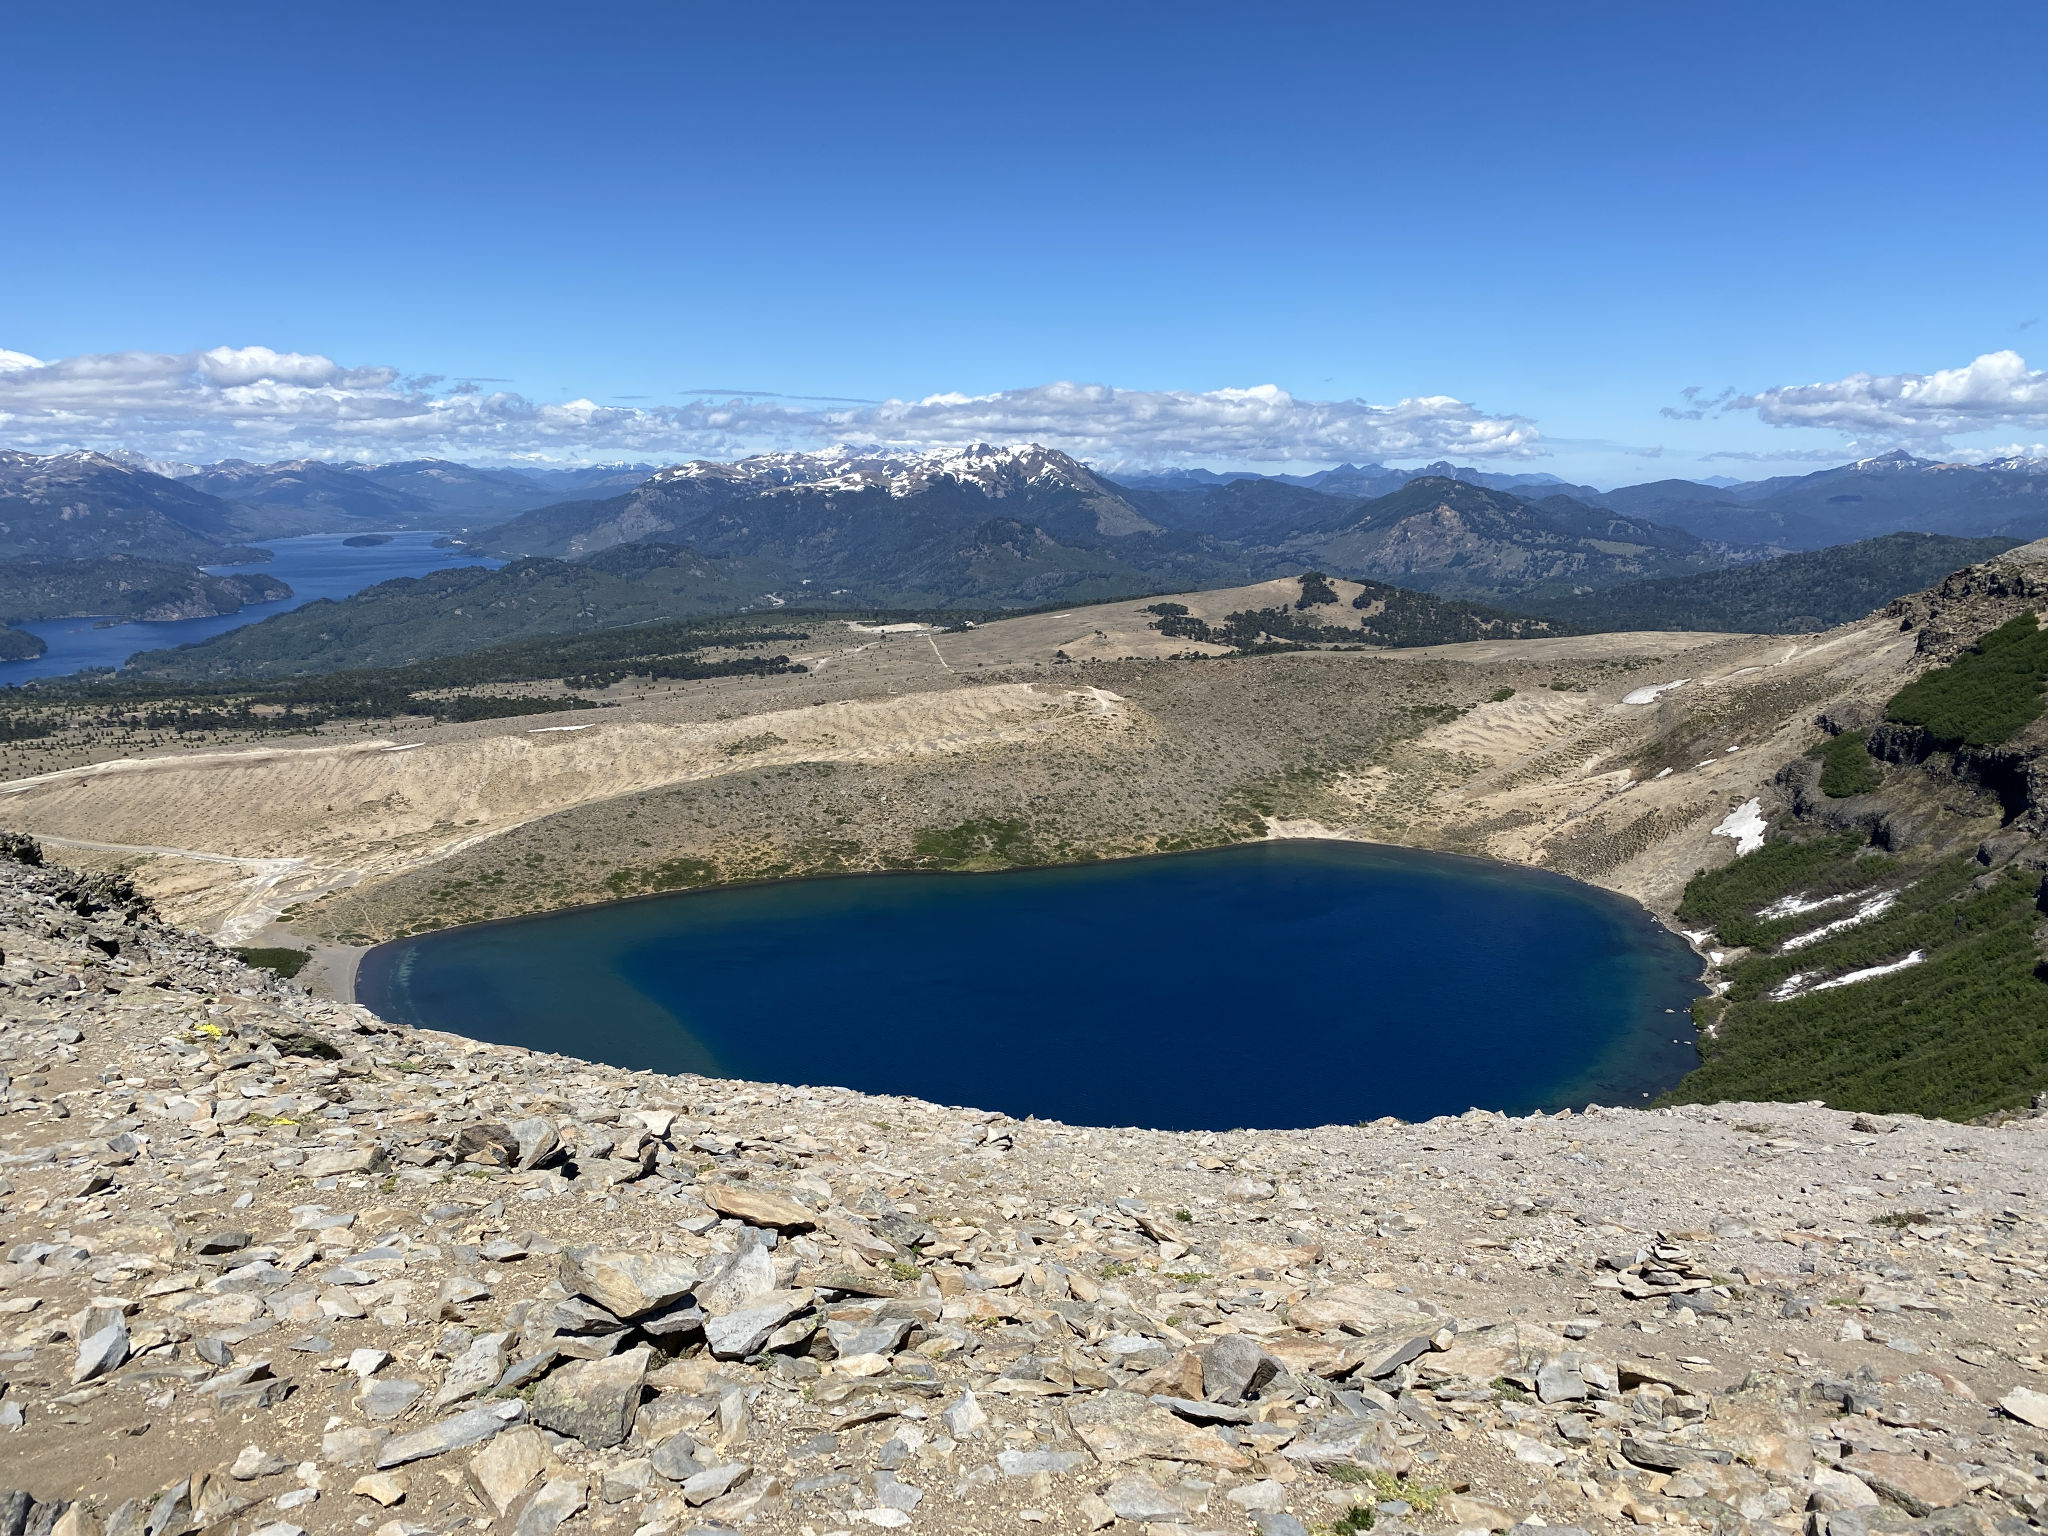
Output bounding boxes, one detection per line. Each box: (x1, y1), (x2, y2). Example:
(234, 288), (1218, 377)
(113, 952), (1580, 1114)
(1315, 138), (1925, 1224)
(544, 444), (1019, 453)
(1847, 449), (1936, 472)
(103, 448), (203, 479)
(649, 442), (1109, 501)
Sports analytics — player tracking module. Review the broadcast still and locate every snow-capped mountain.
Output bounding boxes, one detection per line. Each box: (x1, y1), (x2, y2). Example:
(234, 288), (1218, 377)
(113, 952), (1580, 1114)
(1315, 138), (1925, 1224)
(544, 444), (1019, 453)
(0, 450), (254, 562)
(648, 442), (1118, 501)
(470, 440), (1177, 597)
(1843, 449), (1937, 472)
(103, 448), (204, 479)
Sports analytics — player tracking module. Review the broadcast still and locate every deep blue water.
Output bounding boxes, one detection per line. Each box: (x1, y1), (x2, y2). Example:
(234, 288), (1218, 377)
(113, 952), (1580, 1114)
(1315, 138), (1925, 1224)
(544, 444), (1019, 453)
(358, 840), (1702, 1130)
(0, 531), (502, 682)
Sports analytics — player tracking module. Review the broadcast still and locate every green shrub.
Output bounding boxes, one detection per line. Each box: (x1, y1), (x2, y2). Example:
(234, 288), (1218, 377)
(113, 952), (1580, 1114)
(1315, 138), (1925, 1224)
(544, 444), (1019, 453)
(1885, 612), (2048, 747)
(233, 946), (311, 979)
(1817, 730), (1882, 797)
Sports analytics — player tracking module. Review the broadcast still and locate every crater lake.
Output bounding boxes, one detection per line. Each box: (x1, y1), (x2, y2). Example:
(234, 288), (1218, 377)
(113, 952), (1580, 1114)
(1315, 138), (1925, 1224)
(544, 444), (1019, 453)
(356, 838), (1703, 1130)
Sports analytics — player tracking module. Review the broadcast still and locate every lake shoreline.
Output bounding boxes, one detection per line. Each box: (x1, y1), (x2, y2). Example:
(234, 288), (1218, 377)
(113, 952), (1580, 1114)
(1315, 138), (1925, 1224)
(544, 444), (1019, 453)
(356, 837), (1705, 1131)
(0, 529), (499, 683)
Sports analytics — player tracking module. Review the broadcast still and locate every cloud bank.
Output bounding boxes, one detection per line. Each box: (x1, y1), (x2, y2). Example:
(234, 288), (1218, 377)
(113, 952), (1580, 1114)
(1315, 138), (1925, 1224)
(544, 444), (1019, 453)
(1728, 350), (2048, 452)
(0, 345), (1540, 468)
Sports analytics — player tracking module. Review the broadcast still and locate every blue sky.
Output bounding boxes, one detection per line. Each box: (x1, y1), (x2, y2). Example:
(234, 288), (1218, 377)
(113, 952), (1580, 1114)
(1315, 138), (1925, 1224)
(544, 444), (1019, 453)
(3, 0), (2045, 483)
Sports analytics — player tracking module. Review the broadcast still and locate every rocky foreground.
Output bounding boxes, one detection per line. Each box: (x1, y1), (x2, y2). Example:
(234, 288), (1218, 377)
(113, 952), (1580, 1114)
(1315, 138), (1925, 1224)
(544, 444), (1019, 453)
(3, 850), (2048, 1536)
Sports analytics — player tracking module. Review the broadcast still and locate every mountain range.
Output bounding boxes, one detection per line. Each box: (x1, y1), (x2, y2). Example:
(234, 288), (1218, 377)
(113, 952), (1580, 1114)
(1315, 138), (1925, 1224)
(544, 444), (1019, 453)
(1, 451), (656, 558)
(465, 443), (1758, 607)
(11, 443), (2048, 671)
(1586, 450), (2048, 549)
(16, 442), (2048, 569)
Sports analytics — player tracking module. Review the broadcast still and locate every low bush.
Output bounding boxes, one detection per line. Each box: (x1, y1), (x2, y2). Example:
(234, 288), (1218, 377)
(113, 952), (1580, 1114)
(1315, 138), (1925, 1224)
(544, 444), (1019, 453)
(233, 946), (311, 979)
(1885, 611), (2048, 747)
(1817, 730), (1882, 797)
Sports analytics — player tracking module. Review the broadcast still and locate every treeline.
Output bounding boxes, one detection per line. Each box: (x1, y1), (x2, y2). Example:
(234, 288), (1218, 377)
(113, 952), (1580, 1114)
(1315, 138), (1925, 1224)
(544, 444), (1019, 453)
(0, 555), (291, 625)
(1521, 532), (2019, 636)
(1143, 574), (1572, 652)
(1, 614), (814, 738)
(130, 694), (601, 735)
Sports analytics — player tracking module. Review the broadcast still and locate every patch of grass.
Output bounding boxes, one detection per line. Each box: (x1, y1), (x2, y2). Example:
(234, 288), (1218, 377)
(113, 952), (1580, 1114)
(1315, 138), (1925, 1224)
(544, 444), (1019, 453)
(1871, 1210), (1932, 1228)
(911, 817), (1040, 869)
(232, 946), (310, 979)
(1326, 1469), (1445, 1514)
(1328, 1507), (1376, 1534)
(1174, 1208), (1194, 1224)
(605, 855), (718, 896)
(722, 731), (788, 756)
(1491, 1376), (1531, 1402)
(1489, 686), (1517, 703)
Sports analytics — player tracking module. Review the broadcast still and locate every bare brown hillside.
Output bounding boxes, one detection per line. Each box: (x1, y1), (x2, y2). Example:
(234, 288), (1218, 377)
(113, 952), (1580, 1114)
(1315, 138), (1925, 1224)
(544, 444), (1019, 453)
(6, 544), (2047, 962)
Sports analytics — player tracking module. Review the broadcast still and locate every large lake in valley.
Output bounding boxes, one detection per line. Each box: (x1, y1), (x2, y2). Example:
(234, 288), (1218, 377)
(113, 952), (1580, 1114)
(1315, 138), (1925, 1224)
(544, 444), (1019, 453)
(357, 839), (1703, 1130)
(1, 531), (501, 682)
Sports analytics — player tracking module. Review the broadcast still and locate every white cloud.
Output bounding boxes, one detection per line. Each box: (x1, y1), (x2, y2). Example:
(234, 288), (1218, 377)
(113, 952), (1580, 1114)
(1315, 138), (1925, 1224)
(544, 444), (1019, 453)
(1730, 350), (2048, 450)
(0, 344), (1541, 468)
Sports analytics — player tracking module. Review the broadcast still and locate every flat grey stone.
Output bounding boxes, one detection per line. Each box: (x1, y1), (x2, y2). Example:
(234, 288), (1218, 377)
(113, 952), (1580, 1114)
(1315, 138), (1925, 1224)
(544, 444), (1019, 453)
(940, 1390), (987, 1440)
(602, 1459), (655, 1503)
(680, 1462), (750, 1506)
(434, 1332), (508, 1408)
(1536, 1358), (1587, 1403)
(531, 1345), (648, 1448)
(826, 1318), (914, 1359)
(995, 1449), (1087, 1477)
(1104, 1472), (1185, 1521)
(1151, 1394), (1253, 1425)
(511, 1475), (583, 1536)
(650, 1433), (704, 1482)
(873, 1471), (922, 1512)
(509, 1117), (559, 1170)
(559, 1249), (698, 1321)
(360, 1378), (424, 1420)
(1200, 1333), (1277, 1403)
(1363, 1335), (1434, 1380)
(72, 1317), (130, 1384)
(703, 1292), (811, 1360)
(695, 1246), (776, 1317)
(1282, 1417), (1386, 1470)
(374, 1400), (527, 1468)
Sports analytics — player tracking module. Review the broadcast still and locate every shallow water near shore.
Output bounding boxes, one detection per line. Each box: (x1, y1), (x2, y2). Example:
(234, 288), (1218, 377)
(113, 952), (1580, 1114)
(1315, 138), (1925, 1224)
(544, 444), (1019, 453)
(357, 839), (1703, 1130)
